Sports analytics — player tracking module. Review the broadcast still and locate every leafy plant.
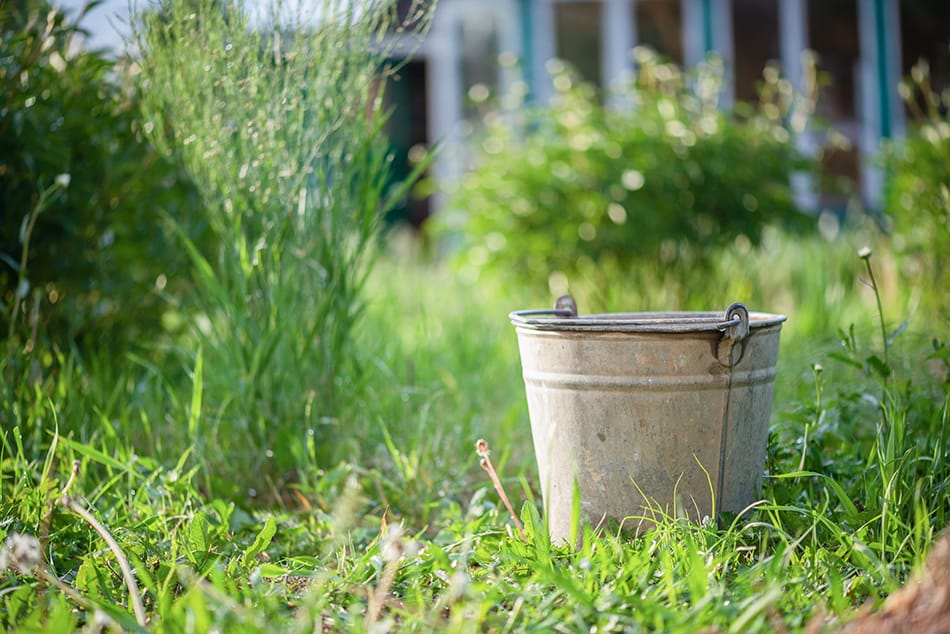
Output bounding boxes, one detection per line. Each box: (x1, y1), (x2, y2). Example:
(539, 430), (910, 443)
(133, 0), (432, 492)
(440, 49), (818, 303)
(0, 0), (202, 350)
(885, 58), (950, 315)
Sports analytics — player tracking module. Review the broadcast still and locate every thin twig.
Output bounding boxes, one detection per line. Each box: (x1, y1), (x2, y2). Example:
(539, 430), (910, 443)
(367, 522), (416, 628)
(58, 461), (148, 627)
(36, 565), (99, 614)
(61, 459), (80, 497)
(475, 439), (526, 541)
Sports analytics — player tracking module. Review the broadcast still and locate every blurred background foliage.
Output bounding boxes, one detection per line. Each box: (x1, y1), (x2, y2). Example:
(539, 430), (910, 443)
(2, 0), (943, 353)
(885, 58), (950, 316)
(0, 0), (204, 352)
(437, 49), (824, 308)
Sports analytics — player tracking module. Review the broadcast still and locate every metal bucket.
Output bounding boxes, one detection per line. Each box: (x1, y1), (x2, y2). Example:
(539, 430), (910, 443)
(510, 296), (786, 543)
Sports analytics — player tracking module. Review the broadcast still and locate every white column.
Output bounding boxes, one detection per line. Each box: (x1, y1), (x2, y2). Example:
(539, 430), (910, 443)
(681, 0), (705, 68)
(426, 6), (462, 211)
(779, 0), (818, 212)
(682, 0), (734, 105)
(713, 0), (735, 108)
(497, 0), (522, 95)
(779, 0), (806, 92)
(857, 0), (875, 206)
(602, 0), (635, 95)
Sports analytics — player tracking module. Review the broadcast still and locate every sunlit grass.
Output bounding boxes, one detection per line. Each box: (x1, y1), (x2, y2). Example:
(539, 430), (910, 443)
(3, 0), (948, 627)
(2, 214), (948, 631)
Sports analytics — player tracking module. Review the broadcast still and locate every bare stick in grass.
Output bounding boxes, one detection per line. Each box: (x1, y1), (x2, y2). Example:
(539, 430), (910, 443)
(476, 439), (526, 541)
(59, 460), (148, 627)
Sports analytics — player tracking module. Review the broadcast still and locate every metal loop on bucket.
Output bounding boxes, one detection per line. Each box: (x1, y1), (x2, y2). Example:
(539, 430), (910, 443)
(716, 303), (751, 368)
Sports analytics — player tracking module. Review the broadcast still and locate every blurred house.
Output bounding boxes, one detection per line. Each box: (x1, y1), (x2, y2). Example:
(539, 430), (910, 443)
(54, 0), (950, 221)
(385, 0), (950, 223)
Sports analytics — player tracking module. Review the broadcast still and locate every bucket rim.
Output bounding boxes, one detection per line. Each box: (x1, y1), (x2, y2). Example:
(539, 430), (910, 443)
(509, 307), (787, 333)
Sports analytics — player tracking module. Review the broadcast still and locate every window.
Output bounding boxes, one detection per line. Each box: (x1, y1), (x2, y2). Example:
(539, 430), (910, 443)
(900, 0), (950, 113)
(731, 0), (779, 104)
(554, 1), (604, 86)
(808, 0), (860, 204)
(458, 12), (501, 119)
(635, 0), (683, 64)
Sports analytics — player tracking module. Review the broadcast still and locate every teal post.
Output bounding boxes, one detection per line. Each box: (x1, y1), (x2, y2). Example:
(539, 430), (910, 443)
(702, 0), (714, 54)
(519, 0), (535, 101)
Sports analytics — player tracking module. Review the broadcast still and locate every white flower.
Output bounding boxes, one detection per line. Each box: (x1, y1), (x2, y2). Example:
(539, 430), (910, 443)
(54, 173), (71, 189)
(380, 523), (405, 563)
(92, 610), (114, 630)
(379, 523), (419, 563)
(0, 533), (42, 573)
(858, 246), (872, 258)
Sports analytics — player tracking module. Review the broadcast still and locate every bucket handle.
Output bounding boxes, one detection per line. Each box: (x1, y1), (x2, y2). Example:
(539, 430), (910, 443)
(510, 298), (757, 343)
(716, 303), (750, 367)
(513, 295), (578, 318)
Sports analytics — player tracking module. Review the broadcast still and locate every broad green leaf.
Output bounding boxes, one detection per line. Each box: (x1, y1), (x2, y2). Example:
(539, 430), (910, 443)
(257, 563), (290, 578)
(242, 516), (277, 567)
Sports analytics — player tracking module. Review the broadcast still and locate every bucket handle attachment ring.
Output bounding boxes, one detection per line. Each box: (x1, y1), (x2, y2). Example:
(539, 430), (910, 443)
(554, 295), (578, 317)
(717, 303), (750, 367)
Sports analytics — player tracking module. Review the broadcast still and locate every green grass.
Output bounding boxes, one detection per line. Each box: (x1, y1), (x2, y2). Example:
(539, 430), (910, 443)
(5, 2), (947, 628)
(2, 230), (948, 632)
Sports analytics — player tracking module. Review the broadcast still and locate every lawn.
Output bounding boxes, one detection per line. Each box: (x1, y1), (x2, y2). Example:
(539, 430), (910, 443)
(2, 234), (948, 632)
(2, 0), (949, 631)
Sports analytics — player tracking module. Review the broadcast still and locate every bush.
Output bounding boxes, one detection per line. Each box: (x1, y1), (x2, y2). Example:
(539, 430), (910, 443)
(441, 50), (817, 303)
(0, 0), (202, 350)
(885, 59), (950, 315)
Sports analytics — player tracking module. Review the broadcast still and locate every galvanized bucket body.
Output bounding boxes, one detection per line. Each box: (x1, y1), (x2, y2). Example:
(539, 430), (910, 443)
(510, 298), (785, 543)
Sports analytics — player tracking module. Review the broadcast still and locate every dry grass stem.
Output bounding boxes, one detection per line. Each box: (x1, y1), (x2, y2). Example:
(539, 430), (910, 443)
(366, 552), (400, 628)
(476, 439), (526, 541)
(367, 523), (415, 629)
(58, 460), (148, 627)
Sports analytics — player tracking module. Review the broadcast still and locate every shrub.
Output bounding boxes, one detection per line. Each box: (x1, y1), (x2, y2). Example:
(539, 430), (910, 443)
(0, 0), (202, 350)
(885, 59), (950, 315)
(441, 49), (817, 303)
(133, 0), (431, 491)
